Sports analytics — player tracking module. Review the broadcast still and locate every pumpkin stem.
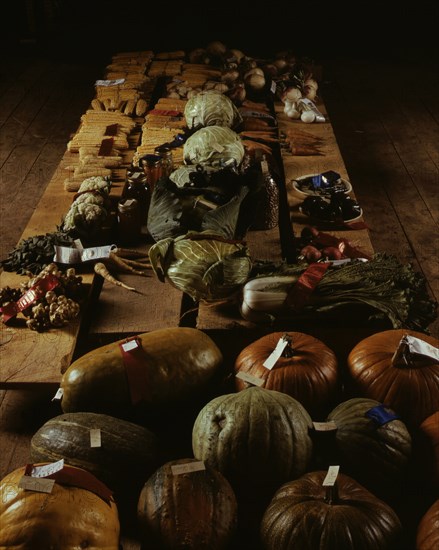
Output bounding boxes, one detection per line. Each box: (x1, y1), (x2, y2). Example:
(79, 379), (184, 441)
(324, 483), (339, 505)
(281, 333), (294, 358)
(391, 334), (438, 368)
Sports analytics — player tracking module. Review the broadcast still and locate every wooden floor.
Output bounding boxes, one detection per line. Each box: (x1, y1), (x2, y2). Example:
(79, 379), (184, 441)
(0, 49), (438, 548)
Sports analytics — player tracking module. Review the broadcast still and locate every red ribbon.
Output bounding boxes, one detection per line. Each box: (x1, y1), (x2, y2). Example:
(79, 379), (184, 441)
(24, 463), (113, 505)
(285, 263), (330, 311)
(1, 274), (60, 323)
(119, 336), (150, 405)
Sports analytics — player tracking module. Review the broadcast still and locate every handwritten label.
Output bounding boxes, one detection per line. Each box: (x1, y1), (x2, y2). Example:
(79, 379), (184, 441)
(52, 387), (64, 402)
(263, 336), (289, 370)
(322, 465), (340, 487)
(54, 244), (117, 265)
(235, 371), (265, 387)
(313, 421), (337, 432)
(171, 461), (206, 476)
(19, 476), (55, 494)
(270, 80), (277, 94)
(90, 429), (102, 448)
(30, 459), (64, 478)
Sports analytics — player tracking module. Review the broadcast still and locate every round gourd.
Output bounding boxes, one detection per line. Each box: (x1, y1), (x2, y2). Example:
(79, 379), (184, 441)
(60, 327), (223, 416)
(192, 386), (313, 497)
(0, 463), (120, 549)
(30, 412), (159, 497)
(137, 458), (237, 549)
(260, 470), (402, 550)
(326, 397), (412, 493)
(347, 329), (439, 428)
(416, 500), (439, 550)
(234, 331), (339, 417)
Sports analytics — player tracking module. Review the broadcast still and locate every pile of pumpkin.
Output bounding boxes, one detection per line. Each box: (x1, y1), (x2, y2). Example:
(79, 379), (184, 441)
(1, 326), (437, 549)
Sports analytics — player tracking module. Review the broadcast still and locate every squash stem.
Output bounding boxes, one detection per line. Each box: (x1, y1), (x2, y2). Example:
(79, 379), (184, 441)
(324, 484), (338, 505)
(281, 333), (294, 358)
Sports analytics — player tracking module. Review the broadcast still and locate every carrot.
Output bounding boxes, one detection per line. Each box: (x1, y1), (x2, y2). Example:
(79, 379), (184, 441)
(94, 262), (137, 291)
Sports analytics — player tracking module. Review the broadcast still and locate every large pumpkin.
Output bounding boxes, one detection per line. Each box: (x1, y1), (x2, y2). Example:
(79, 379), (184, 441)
(234, 331), (339, 417)
(325, 397), (412, 493)
(30, 412), (159, 498)
(260, 470), (402, 550)
(347, 329), (439, 428)
(60, 327), (223, 416)
(0, 463), (120, 549)
(137, 458), (237, 549)
(192, 386), (313, 498)
(416, 500), (439, 550)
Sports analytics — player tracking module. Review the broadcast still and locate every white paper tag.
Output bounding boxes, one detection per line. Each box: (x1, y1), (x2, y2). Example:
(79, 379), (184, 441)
(235, 371), (265, 387)
(270, 80), (277, 94)
(30, 459), (64, 478)
(406, 335), (439, 361)
(263, 336), (289, 370)
(171, 461), (206, 476)
(74, 239), (84, 252)
(80, 245), (116, 262)
(95, 78), (125, 87)
(322, 465), (340, 486)
(90, 429), (102, 448)
(313, 421), (337, 432)
(392, 335), (439, 365)
(52, 387), (64, 402)
(19, 476), (55, 494)
(53, 245), (82, 264)
(122, 339), (139, 352)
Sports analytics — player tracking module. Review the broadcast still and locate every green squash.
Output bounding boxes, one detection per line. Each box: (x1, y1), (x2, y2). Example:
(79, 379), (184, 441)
(192, 386), (313, 498)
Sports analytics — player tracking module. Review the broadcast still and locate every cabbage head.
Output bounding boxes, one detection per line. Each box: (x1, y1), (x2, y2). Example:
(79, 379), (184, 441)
(148, 231), (252, 302)
(183, 126), (245, 168)
(184, 90), (242, 130)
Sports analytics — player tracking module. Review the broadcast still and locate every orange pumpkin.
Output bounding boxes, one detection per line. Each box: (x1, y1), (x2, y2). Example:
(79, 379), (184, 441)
(261, 470), (402, 550)
(234, 331), (339, 417)
(416, 500), (439, 550)
(0, 463), (120, 549)
(347, 329), (439, 428)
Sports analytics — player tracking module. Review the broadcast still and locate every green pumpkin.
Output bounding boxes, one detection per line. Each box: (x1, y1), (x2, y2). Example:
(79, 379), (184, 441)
(192, 386), (313, 498)
(326, 397), (412, 494)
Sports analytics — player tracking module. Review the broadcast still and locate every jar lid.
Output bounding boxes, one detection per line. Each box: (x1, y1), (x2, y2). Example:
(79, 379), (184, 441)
(139, 154), (162, 167)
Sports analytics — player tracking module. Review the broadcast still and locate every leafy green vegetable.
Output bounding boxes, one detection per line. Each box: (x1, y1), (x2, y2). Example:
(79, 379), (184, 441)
(246, 254), (438, 332)
(149, 231), (252, 302)
(184, 90), (242, 130)
(183, 126), (245, 168)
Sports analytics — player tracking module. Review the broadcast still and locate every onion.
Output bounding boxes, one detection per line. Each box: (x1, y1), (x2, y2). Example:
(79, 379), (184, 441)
(303, 85), (317, 101)
(221, 69), (240, 83)
(301, 111), (316, 123)
(304, 78), (318, 91)
(273, 58), (288, 72)
(245, 73), (266, 91)
(228, 49), (245, 63)
(244, 67), (265, 79)
(283, 86), (302, 102)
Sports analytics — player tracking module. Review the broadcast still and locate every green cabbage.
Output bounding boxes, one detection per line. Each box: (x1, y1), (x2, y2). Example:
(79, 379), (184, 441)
(184, 90), (242, 130)
(148, 231), (252, 302)
(183, 126), (245, 168)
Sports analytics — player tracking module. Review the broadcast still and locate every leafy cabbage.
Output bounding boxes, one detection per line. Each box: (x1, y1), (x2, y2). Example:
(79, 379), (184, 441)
(148, 231), (252, 302)
(184, 90), (242, 130)
(183, 126), (245, 168)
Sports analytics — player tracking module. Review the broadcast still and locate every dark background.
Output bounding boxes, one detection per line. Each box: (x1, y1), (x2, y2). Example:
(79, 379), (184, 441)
(2, 0), (438, 65)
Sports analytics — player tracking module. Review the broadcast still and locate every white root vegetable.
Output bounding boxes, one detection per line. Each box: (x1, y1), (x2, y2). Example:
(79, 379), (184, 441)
(94, 262), (137, 292)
